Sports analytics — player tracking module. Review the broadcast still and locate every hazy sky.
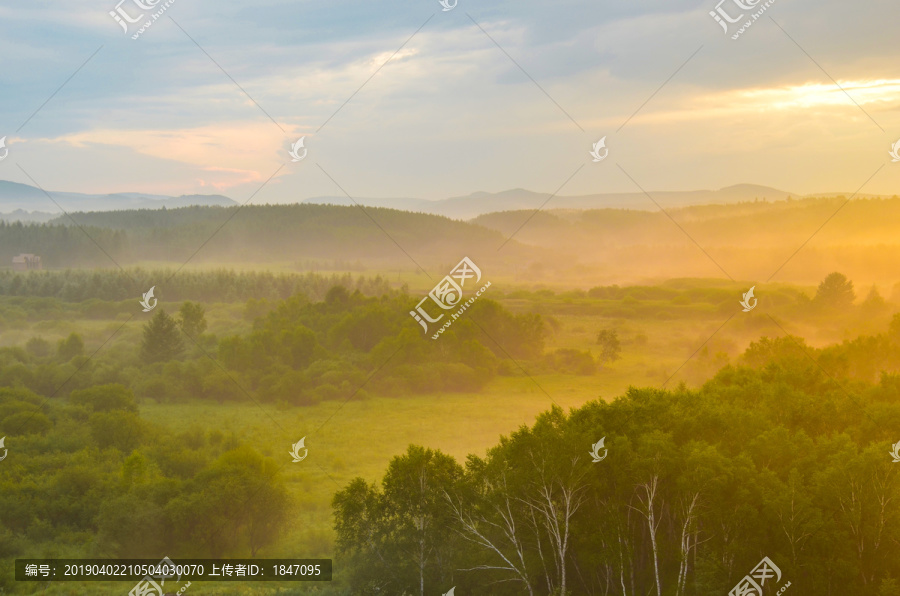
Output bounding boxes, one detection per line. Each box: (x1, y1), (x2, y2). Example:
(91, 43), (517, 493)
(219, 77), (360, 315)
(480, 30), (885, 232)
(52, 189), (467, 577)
(1, 0), (899, 204)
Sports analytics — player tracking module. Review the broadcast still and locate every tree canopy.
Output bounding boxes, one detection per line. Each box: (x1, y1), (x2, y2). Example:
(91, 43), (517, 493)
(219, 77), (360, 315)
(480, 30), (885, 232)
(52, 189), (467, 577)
(334, 323), (900, 595)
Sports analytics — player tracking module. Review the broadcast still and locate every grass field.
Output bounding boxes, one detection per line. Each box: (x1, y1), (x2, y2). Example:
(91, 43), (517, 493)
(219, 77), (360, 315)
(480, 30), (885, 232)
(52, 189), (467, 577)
(131, 290), (867, 561)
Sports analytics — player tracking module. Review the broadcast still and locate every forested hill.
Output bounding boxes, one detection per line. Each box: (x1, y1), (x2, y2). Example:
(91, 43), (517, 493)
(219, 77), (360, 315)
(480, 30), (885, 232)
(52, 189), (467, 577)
(0, 204), (539, 270)
(6, 197), (900, 285)
(473, 195), (900, 249)
(470, 195), (900, 285)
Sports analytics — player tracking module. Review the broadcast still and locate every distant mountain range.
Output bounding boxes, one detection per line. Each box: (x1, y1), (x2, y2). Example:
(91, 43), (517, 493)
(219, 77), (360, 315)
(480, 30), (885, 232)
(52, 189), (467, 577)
(1, 179), (893, 223)
(0, 180), (237, 222)
(300, 184), (799, 219)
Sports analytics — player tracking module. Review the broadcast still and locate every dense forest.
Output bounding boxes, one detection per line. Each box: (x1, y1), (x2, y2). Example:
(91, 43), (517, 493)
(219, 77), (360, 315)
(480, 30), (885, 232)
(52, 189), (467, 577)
(333, 323), (900, 595)
(0, 204), (523, 269)
(0, 383), (291, 595)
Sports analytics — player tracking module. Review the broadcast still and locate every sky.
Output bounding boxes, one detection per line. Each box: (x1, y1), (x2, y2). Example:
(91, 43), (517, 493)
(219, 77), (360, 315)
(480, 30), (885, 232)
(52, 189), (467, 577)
(1, 0), (899, 205)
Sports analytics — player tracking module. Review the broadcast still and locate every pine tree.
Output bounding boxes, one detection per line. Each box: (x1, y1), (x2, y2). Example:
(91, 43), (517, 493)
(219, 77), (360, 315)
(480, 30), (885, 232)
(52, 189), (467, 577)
(140, 310), (185, 363)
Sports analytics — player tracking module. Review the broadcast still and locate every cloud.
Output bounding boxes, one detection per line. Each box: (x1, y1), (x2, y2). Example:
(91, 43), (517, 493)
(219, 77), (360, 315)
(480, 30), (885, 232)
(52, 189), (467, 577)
(59, 122), (286, 191)
(2, 0), (900, 200)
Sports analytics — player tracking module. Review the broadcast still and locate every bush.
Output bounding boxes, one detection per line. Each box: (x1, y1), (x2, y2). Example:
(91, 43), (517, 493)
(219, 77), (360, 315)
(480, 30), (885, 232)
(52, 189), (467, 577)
(57, 332), (84, 361)
(544, 348), (596, 375)
(70, 384), (138, 413)
(25, 336), (52, 358)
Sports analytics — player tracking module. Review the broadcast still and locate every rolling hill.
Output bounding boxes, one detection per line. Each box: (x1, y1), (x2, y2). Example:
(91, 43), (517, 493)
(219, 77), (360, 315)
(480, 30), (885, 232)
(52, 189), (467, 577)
(301, 184), (796, 219)
(2, 193), (900, 288)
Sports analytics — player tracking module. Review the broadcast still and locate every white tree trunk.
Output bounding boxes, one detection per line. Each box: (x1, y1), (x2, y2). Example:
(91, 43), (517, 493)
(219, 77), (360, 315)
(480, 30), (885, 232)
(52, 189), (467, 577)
(635, 475), (662, 596)
(521, 466), (587, 596)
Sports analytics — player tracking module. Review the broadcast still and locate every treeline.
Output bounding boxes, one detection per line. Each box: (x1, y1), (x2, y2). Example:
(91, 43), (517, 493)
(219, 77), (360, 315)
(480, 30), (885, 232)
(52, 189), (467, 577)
(333, 320), (900, 596)
(582, 272), (891, 321)
(0, 203), (511, 268)
(0, 220), (127, 268)
(0, 268), (395, 303)
(0, 385), (291, 594)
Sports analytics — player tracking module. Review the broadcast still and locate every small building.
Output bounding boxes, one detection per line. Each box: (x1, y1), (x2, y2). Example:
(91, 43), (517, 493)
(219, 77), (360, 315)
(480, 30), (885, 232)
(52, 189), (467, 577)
(12, 253), (42, 271)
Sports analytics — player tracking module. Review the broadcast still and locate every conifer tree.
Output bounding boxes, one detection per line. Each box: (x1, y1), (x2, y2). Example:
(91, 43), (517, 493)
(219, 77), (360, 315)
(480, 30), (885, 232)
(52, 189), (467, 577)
(140, 310), (185, 363)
